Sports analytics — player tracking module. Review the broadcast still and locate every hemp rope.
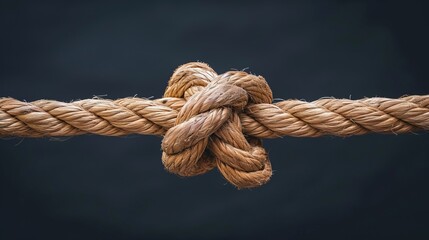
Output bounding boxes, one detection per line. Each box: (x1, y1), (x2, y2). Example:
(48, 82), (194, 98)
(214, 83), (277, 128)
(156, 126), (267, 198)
(1, 62), (428, 188)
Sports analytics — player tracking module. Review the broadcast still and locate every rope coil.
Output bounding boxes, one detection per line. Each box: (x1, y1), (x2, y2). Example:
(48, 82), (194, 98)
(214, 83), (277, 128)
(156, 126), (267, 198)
(1, 62), (428, 188)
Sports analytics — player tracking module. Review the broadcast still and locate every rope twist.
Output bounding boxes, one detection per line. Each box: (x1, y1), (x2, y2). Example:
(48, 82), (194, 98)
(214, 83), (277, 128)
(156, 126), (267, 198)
(162, 62), (273, 187)
(1, 62), (429, 188)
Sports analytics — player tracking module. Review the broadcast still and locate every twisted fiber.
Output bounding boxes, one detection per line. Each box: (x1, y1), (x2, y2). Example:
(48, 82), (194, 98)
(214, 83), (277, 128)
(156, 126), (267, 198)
(1, 62), (428, 188)
(2, 95), (428, 138)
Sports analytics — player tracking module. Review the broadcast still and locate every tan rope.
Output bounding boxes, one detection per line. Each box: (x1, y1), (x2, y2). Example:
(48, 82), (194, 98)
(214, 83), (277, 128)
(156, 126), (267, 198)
(1, 62), (428, 188)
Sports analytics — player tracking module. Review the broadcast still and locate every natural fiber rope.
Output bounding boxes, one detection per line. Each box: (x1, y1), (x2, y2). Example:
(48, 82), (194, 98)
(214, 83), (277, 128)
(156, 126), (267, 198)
(1, 62), (428, 188)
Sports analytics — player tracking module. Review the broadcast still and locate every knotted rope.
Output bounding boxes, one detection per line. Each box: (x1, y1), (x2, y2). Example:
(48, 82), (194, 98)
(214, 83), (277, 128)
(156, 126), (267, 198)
(1, 62), (428, 188)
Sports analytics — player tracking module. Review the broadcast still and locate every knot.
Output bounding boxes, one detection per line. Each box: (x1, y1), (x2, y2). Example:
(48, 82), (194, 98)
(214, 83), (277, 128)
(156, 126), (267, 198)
(161, 62), (273, 188)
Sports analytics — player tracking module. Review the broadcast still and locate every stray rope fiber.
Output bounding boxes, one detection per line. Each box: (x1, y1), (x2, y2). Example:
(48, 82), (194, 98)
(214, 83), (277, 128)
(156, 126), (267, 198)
(1, 62), (428, 188)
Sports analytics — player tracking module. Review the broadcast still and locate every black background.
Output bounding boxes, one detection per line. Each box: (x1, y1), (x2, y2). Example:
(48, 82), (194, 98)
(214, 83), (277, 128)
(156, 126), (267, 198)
(1, 1), (429, 239)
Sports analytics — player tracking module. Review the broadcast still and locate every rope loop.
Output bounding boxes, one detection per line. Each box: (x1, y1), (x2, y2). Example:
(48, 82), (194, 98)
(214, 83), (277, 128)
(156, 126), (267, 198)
(162, 62), (273, 188)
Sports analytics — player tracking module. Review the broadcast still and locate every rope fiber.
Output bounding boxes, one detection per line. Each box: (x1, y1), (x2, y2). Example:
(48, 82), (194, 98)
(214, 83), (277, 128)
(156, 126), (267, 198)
(1, 62), (428, 188)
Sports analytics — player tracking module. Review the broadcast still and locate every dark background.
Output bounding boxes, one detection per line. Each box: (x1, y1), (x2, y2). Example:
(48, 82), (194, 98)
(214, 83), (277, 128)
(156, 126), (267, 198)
(1, 1), (428, 239)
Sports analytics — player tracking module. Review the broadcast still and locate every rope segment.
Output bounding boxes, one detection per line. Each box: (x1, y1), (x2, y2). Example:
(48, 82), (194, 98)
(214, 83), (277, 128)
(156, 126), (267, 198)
(1, 62), (428, 188)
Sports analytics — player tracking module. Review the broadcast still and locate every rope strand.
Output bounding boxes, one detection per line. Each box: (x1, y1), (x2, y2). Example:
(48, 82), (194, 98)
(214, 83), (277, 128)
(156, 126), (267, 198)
(1, 62), (428, 188)
(1, 95), (428, 138)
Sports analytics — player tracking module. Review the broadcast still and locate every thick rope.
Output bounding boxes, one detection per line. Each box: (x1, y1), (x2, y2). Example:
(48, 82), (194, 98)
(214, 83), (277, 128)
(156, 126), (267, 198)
(1, 62), (428, 188)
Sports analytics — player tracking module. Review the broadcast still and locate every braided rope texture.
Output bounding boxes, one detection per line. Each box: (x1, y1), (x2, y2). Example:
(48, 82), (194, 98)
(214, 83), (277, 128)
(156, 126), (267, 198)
(1, 62), (428, 188)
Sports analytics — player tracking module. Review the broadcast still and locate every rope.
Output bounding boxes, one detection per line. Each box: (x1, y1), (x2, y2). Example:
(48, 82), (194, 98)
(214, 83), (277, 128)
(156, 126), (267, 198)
(1, 62), (428, 188)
